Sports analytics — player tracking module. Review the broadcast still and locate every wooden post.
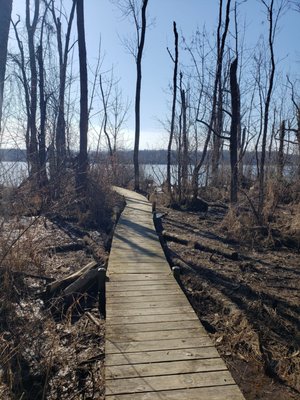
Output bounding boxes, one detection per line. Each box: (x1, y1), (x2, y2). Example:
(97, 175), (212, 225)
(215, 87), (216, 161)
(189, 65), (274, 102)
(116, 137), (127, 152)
(172, 266), (180, 282)
(98, 267), (106, 318)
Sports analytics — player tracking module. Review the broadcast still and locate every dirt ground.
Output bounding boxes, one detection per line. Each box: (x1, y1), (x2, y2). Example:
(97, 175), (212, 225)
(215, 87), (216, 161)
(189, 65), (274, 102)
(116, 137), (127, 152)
(155, 195), (300, 400)
(0, 215), (107, 399)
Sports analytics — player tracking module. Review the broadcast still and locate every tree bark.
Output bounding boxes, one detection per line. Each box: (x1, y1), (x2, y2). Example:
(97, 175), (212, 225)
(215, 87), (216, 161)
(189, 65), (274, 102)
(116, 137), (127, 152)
(37, 7), (50, 186)
(229, 57), (240, 203)
(0, 0), (13, 131)
(11, 19), (31, 164)
(52, 1), (76, 172)
(277, 120), (285, 179)
(258, 0), (276, 223)
(26, 0), (40, 178)
(76, 0), (89, 193)
(133, 0), (148, 191)
(181, 84), (188, 197)
(166, 21), (179, 195)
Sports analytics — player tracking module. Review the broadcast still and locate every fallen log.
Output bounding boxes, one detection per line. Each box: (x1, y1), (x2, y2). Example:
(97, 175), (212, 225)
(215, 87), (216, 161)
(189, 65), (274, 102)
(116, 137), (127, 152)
(46, 260), (97, 294)
(161, 230), (238, 260)
(46, 241), (85, 254)
(161, 230), (189, 246)
(194, 241), (239, 261)
(63, 268), (99, 297)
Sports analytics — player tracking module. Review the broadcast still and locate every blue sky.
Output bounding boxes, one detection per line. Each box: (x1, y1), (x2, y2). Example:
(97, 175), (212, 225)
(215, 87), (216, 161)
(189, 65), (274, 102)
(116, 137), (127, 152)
(10, 0), (299, 150)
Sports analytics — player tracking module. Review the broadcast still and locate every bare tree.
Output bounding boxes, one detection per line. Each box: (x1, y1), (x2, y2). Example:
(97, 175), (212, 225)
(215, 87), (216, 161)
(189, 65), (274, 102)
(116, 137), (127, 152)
(180, 73), (189, 197)
(277, 119), (285, 179)
(117, 0), (149, 191)
(133, 0), (148, 190)
(37, 2), (51, 185)
(166, 21), (179, 195)
(76, 0), (88, 193)
(192, 0), (231, 200)
(287, 77), (300, 177)
(51, 0), (76, 171)
(0, 0), (13, 131)
(211, 0), (231, 185)
(258, 0), (285, 222)
(229, 57), (240, 203)
(26, 0), (40, 178)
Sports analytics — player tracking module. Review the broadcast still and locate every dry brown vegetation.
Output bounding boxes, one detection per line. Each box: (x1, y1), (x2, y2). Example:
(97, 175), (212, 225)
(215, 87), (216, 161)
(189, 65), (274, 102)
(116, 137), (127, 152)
(0, 167), (124, 400)
(154, 181), (300, 400)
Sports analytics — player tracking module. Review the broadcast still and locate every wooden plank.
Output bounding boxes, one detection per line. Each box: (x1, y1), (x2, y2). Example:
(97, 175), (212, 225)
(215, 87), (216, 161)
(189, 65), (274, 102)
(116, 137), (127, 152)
(106, 370), (236, 395)
(107, 273), (173, 282)
(107, 328), (207, 342)
(106, 283), (179, 291)
(106, 385), (245, 400)
(106, 358), (227, 379)
(108, 268), (171, 275)
(106, 313), (198, 325)
(106, 320), (202, 334)
(107, 294), (187, 304)
(106, 346), (220, 366)
(106, 299), (189, 310)
(109, 262), (169, 268)
(106, 337), (212, 354)
(107, 306), (194, 317)
(108, 288), (182, 297)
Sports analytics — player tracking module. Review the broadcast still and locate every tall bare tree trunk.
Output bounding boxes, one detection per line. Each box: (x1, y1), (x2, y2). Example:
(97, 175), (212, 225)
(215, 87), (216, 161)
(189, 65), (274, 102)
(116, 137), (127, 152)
(0, 0), (13, 131)
(52, 1), (76, 172)
(76, 0), (88, 193)
(36, 5), (51, 186)
(192, 0), (231, 200)
(166, 21), (179, 195)
(181, 83), (188, 198)
(297, 109), (300, 178)
(258, 0), (276, 223)
(277, 120), (285, 179)
(133, 0), (148, 191)
(11, 19), (31, 164)
(229, 57), (240, 203)
(26, 0), (40, 179)
(211, 79), (223, 186)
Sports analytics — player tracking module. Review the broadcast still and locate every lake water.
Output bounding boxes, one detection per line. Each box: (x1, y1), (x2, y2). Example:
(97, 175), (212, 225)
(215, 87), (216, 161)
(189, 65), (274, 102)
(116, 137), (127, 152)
(0, 161), (295, 187)
(0, 161), (28, 186)
(0, 161), (206, 187)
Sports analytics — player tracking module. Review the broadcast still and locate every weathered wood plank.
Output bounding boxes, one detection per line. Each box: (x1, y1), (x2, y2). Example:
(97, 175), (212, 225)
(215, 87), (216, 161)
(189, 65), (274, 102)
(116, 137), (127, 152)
(106, 283), (179, 291)
(107, 273), (173, 282)
(106, 337), (212, 354)
(106, 299), (189, 310)
(106, 358), (227, 379)
(106, 370), (236, 395)
(108, 268), (171, 274)
(107, 294), (187, 305)
(108, 288), (182, 297)
(106, 385), (245, 400)
(107, 306), (194, 317)
(106, 313), (198, 325)
(106, 320), (202, 334)
(107, 328), (206, 342)
(106, 346), (220, 366)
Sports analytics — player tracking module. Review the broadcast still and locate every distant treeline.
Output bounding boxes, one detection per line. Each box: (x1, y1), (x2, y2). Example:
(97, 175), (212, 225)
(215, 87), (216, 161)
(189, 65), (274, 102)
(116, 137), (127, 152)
(0, 148), (297, 165)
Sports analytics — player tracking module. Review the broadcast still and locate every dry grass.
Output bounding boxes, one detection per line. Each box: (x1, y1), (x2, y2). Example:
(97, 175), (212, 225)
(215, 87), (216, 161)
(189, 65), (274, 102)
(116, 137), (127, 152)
(0, 167), (117, 399)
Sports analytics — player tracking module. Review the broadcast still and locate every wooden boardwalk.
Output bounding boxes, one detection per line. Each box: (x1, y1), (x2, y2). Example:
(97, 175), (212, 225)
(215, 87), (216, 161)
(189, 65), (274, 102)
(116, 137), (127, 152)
(105, 188), (245, 400)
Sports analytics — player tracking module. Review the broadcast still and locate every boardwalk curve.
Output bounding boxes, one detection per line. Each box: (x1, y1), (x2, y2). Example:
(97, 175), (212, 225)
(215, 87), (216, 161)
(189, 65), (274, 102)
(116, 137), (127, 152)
(105, 187), (245, 399)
